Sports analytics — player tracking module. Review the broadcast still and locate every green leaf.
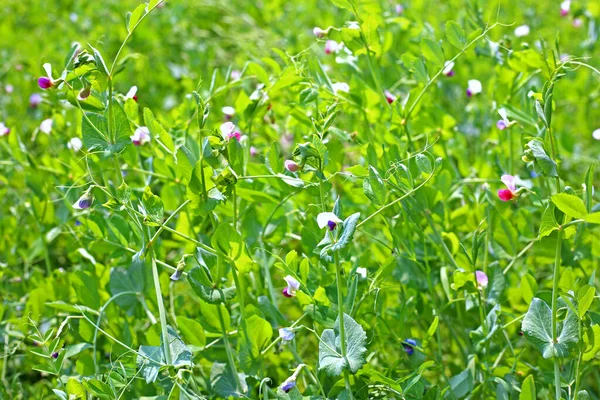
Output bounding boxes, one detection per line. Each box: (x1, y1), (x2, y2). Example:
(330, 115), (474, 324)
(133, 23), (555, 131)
(328, 0), (352, 11)
(66, 378), (87, 400)
(519, 375), (536, 400)
(84, 379), (113, 399)
(238, 315), (273, 372)
(448, 369), (473, 398)
(525, 139), (558, 178)
(318, 313), (367, 376)
(330, 212), (361, 253)
(551, 193), (587, 219)
(176, 317), (206, 348)
(539, 203), (559, 238)
(144, 108), (174, 152)
(585, 212), (600, 224)
(363, 166), (386, 206)
(520, 274), (537, 304)
(578, 285), (595, 318)
(211, 223), (243, 260)
(141, 186), (164, 225)
(109, 98), (132, 148)
(445, 21), (467, 49)
(136, 326), (192, 383)
(522, 297), (578, 358)
(81, 112), (109, 151)
(187, 267), (235, 304)
(127, 3), (147, 32)
(89, 45), (109, 76)
(535, 100), (548, 127)
(415, 154), (433, 174)
(421, 38), (445, 67)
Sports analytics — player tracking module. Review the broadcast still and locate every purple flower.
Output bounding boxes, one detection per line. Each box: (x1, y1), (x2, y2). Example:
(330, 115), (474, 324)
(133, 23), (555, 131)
(284, 160), (299, 173)
(73, 192), (93, 210)
(51, 352), (59, 359)
(38, 76), (54, 90)
(475, 270), (488, 288)
(279, 328), (295, 344)
(29, 93), (43, 108)
(282, 275), (300, 298)
(442, 61), (455, 77)
(75, 219), (82, 226)
(317, 212), (343, 231)
(466, 80), (482, 97)
(0, 122), (10, 137)
(403, 339), (417, 355)
(395, 4), (404, 14)
(280, 378), (296, 393)
(250, 146), (258, 157)
(130, 126), (151, 146)
(327, 220), (337, 231)
(496, 120), (507, 130)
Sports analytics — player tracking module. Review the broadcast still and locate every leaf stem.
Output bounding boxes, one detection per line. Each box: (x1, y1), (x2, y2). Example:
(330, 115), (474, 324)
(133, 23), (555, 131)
(551, 228), (563, 400)
(151, 255), (172, 365)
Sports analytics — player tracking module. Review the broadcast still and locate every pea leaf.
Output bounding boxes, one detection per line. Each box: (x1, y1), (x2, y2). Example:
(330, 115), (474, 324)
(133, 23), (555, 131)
(551, 193), (587, 220)
(187, 267), (236, 304)
(421, 38), (445, 67)
(363, 166), (386, 206)
(446, 21), (467, 49)
(521, 297), (578, 358)
(525, 139), (558, 178)
(330, 212), (361, 253)
(141, 186), (164, 225)
(238, 315), (273, 373)
(318, 313), (367, 376)
(519, 375), (536, 400)
(211, 223), (243, 260)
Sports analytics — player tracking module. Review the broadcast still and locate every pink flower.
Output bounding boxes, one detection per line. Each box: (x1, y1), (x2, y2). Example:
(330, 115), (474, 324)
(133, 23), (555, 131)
(220, 122), (241, 141)
(395, 4), (404, 14)
(0, 122), (10, 137)
(230, 70), (241, 81)
(497, 174), (517, 201)
(282, 275), (300, 297)
(475, 270), (488, 288)
(38, 76), (54, 90)
(572, 18), (583, 28)
(560, 0), (570, 16)
(250, 146), (258, 157)
(324, 40), (340, 55)
(285, 160), (299, 173)
(313, 27), (326, 38)
(384, 90), (397, 104)
(130, 126), (151, 146)
(29, 93), (42, 108)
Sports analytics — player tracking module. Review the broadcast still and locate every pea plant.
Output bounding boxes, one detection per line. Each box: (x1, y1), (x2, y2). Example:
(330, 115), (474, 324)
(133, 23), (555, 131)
(1, 0), (600, 399)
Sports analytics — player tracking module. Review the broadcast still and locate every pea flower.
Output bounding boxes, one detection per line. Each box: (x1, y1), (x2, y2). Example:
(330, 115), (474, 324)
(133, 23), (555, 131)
(220, 122), (241, 141)
(497, 174), (518, 201)
(317, 212), (343, 231)
(466, 79), (482, 97)
(250, 146), (258, 157)
(475, 270), (488, 288)
(324, 40), (341, 55)
(67, 137), (83, 152)
(593, 128), (600, 141)
(384, 90), (397, 104)
(395, 4), (404, 14)
(78, 86), (91, 101)
(496, 108), (515, 130)
(230, 70), (241, 81)
(222, 106), (235, 119)
(282, 275), (300, 298)
(443, 61), (455, 77)
(284, 160), (299, 173)
(5, 84), (14, 94)
(313, 27), (327, 38)
(38, 63), (56, 89)
(51, 352), (59, 359)
(331, 82), (350, 95)
(170, 261), (185, 281)
(572, 18), (583, 28)
(514, 25), (530, 37)
(279, 328), (295, 344)
(125, 86), (138, 102)
(560, 0), (570, 16)
(0, 122), (10, 137)
(279, 364), (306, 393)
(356, 267), (367, 280)
(73, 191), (93, 210)
(131, 126), (151, 146)
(29, 93), (43, 108)
(40, 118), (53, 135)
(402, 338), (417, 355)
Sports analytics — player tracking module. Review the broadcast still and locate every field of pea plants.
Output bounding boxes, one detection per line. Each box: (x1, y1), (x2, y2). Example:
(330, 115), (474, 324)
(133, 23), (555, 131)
(1, 0), (600, 398)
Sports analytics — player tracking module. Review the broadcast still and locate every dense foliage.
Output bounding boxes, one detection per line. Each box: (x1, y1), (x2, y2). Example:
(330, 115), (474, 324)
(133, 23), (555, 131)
(1, 0), (600, 399)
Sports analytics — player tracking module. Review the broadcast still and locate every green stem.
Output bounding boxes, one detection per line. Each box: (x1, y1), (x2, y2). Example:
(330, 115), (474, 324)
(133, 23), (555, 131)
(151, 256), (172, 365)
(551, 228), (563, 400)
(216, 302), (243, 393)
(334, 252), (354, 400)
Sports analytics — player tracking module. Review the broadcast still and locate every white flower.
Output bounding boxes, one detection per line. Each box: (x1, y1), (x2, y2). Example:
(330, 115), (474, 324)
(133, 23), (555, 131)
(67, 137), (83, 152)
(331, 82), (350, 94)
(466, 79), (482, 97)
(125, 86), (138, 100)
(222, 106), (235, 117)
(442, 61), (455, 76)
(40, 118), (53, 134)
(560, 0), (570, 15)
(593, 129), (600, 141)
(317, 212), (343, 230)
(324, 40), (341, 55)
(514, 25), (530, 37)
(313, 27), (327, 38)
(356, 267), (367, 279)
(5, 84), (14, 94)
(282, 275), (300, 297)
(130, 126), (151, 146)
(0, 122), (10, 137)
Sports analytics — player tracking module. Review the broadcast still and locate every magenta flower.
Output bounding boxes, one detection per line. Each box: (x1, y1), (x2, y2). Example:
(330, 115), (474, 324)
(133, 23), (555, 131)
(38, 76), (54, 90)
(250, 146), (258, 157)
(384, 90), (397, 104)
(220, 122), (241, 141)
(282, 275), (300, 298)
(498, 174), (518, 202)
(475, 270), (488, 288)
(284, 160), (299, 173)
(560, 0), (570, 16)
